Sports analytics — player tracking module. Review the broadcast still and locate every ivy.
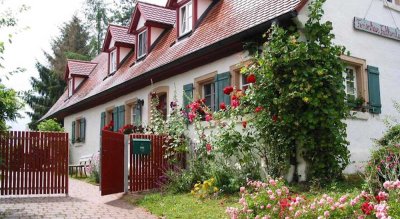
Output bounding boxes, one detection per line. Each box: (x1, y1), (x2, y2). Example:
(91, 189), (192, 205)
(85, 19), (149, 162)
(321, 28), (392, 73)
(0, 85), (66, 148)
(241, 0), (350, 182)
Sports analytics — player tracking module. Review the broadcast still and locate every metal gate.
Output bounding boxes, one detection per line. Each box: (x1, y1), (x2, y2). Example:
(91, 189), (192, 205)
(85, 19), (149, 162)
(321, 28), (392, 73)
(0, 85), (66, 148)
(100, 130), (125, 196)
(0, 131), (69, 195)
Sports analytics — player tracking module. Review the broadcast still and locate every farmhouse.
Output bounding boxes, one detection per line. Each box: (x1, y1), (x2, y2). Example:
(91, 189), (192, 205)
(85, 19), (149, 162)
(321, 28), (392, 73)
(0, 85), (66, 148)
(43, 0), (400, 175)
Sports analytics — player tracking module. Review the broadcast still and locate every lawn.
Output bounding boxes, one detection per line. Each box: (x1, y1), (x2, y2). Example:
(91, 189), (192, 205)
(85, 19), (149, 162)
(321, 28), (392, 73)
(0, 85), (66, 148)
(70, 175), (99, 186)
(135, 193), (239, 219)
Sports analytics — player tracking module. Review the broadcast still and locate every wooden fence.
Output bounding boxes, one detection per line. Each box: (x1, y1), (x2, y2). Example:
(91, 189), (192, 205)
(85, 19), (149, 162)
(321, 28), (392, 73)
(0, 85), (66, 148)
(0, 131), (69, 195)
(129, 134), (185, 192)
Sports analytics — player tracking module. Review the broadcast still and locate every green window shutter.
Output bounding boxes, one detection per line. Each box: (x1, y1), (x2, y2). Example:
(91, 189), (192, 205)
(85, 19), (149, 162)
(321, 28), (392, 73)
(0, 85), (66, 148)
(100, 112), (106, 134)
(367, 66), (382, 114)
(215, 72), (231, 110)
(183, 83), (194, 112)
(71, 121), (75, 144)
(80, 118), (86, 142)
(118, 105), (125, 130)
(113, 107), (118, 132)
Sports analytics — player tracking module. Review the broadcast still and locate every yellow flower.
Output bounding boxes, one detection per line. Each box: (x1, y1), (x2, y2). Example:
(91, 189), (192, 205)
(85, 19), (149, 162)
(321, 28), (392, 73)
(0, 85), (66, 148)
(303, 97), (310, 103)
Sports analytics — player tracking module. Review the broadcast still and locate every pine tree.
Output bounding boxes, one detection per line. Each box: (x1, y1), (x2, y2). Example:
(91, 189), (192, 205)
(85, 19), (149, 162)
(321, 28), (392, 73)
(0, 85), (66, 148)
(24, 63), (66, 130)
(44, 15), (92, 79)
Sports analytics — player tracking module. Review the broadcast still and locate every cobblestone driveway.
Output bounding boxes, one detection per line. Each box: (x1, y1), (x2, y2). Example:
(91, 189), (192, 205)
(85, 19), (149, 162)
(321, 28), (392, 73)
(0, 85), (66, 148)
(0, 178), (156, 219)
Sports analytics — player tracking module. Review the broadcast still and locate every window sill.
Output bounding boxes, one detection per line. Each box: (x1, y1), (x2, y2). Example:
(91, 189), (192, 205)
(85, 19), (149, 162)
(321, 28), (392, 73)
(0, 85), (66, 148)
(348, 111), (369, 120)
(178, 31), (192, 41)
(74, 143), (84, 147)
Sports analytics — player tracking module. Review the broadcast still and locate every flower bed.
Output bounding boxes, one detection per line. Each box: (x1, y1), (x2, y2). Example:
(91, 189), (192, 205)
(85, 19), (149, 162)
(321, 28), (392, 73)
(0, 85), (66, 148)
(226, 178), (400, 219)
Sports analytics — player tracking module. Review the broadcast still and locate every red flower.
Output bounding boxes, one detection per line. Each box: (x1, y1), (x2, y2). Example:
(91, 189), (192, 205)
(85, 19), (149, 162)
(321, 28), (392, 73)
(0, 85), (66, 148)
(220, 102), (226, 110)
(246, 74), (256, 83)
(361, 202), (374, 215)
(205, 114), (213, 122)
(272, 115), (278, 123)
(223, 86), (234, 95)
(206, 143), (212, 152)
(255, 106), (263, 113)
(242, 121), (247, 128)
(231, 99), (240, 108)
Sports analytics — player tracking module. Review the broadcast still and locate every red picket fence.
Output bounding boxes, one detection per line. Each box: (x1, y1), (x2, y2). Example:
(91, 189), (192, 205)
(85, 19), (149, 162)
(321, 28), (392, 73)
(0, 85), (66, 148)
(0, 131), (69, 196)
(129, 134), (185, 192)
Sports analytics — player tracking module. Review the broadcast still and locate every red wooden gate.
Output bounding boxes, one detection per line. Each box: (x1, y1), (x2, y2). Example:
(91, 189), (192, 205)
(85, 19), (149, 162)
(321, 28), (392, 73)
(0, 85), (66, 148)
(129, 134), (185, 192)
(0, 131), (68, 195)
(100, 130), (125, 196)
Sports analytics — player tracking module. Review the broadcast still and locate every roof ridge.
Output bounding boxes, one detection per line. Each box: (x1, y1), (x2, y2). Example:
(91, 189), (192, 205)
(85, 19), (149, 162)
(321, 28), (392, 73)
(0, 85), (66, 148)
(109, 24), (129, 29)
(67, 59), (98, 65)
(137, 1), (174, 11)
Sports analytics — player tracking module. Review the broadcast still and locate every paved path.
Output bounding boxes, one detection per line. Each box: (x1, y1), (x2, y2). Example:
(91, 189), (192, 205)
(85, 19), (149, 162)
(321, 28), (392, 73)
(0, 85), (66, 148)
(0, 178), (156, 219)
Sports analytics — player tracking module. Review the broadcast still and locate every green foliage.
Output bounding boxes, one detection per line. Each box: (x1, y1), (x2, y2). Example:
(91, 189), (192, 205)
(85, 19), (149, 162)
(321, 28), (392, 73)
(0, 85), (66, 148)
(137, 192), (239, 219)
(24, 63), (66, 130)
(37, 119), (64, 132)
(241, 0), (349, 182)
(377, 124), (400, 147)
(0, 84), (23, 131)
(149, 92), (166, 134)
(365, 144), (400, 192)
(191, 177), (219, 199)
(83, 0), (109, 55)
(109, 0), (135, 26)
(44, 15), (92, 79)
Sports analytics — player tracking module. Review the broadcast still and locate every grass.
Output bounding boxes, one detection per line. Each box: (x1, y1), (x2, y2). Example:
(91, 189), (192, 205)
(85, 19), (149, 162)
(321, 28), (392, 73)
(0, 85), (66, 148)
(134, 175), (366, 219)
(70, 175), (99, 186)
(134, 192), (239, 219)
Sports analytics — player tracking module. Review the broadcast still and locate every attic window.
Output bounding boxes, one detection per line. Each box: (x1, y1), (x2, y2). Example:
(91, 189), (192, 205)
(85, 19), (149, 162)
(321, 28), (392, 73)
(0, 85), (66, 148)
(180, 1), (193, 36)
(110, 50), (117, 73)
(138, 30), (147, 59)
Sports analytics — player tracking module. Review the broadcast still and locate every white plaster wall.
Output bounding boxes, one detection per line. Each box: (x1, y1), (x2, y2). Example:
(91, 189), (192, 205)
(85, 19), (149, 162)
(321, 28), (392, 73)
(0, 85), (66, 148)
(297, 0), (400, 173)
(74, 77), (84, 90)
(151, 27), (163, 45)
(197, 0), (212, 19)
(137, 15), (145, 30)
(65, 51), (248, 164)
(119, 47), (131, 62)
(109, 39), (116, 50)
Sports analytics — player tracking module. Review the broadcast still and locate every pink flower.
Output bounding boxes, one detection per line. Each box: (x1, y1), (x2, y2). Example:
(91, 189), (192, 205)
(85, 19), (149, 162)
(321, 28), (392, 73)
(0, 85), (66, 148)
(206, 144), (212, 153)
(205, 114), (213, 122)
(324, 211), (330, 217)
(188, 112), (196, 122)
(268, 179), (276, 186)
(267, 204), (272, 209)
(276, 189), (282, 196)
(240, 187), (245, 193)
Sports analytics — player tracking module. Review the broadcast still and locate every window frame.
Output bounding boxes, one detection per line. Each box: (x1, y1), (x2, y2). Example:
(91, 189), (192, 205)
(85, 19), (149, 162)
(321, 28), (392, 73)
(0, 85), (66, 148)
(148, 86), (170, 124)
(68, 78), (73, 97)
(137, 29), (148, 59)
(384, 0), (400, 11)
(73, 117), (85, 143)
(202, 82), (216, 111)
(179, 1), (193, 36)
(194, 71), (217, 111)
(110, 49), (117, 73)
(340, 55), (369, 111)
(343, 66), (358, 99)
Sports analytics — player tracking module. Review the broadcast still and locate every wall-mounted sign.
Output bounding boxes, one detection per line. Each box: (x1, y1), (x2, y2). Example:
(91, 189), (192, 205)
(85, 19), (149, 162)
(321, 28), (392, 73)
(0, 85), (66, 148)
(354, 17), (400, 41)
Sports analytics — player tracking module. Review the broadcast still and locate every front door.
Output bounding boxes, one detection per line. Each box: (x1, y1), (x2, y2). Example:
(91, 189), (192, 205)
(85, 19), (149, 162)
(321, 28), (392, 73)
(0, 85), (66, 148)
(100, 130), (124, 196)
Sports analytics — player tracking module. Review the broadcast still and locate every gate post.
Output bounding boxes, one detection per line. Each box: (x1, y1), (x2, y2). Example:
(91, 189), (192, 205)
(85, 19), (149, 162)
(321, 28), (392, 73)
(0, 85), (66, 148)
(124, 135), (129, 193)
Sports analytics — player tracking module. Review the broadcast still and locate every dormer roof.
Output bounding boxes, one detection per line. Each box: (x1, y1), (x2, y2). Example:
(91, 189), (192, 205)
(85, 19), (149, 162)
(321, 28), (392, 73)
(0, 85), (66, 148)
(102, 25), (135, 52)
(128, 2), (176, 33)
(65, 60), (97, 81)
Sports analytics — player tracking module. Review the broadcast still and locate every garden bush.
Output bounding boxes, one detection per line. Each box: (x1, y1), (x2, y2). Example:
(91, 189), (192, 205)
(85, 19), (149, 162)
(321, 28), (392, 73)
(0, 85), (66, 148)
(377, 124), (400, 147)
(86, 153), (100, 184)
(226, 178), (399, 219)
(37, 119), (64, 131)
(365, 144), (400, 192)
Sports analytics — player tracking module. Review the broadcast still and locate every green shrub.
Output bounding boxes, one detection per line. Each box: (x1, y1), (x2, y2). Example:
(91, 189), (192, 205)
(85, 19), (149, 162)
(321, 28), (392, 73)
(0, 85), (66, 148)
(365, 144), (400, 192)
(377, 124), (400, 147)
(37, 119), (64, 131)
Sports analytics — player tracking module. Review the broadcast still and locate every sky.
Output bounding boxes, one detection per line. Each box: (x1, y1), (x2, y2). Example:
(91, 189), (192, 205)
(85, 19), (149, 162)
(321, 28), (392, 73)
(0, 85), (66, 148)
(1, 0), (166, 131)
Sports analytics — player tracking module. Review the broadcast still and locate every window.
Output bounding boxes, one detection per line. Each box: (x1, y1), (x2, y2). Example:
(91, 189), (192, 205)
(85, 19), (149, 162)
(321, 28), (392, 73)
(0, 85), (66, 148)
(386, 0), (400, 5)
(110, 50), (117, 73)
(385, 0), (400, 11)
(241, 74), (250, 90)
(180, 1), (193, 36)
(72, 118), (86, 144)
(68, 78), (73, 97)
(203, 82), (215, 111)
(125, 99), (143, 126)
(157, 93), (168, 120)
(138, 30), (147, 59)
(343, 66), (358, 99)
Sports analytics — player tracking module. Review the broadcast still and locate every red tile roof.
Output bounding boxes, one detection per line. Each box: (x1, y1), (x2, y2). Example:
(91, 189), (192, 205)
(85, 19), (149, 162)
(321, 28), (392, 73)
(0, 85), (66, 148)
(44, 0), (304, 120)
(137, 2), (176, 26)
(109, 25), (135, 45)
(65, 60), (97, 80)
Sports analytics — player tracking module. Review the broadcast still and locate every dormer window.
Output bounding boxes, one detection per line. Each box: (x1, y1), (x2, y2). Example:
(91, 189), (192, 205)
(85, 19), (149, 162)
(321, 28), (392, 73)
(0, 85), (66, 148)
(180, 1), (193, 36)
(68, 78), (73, 97)
(110, 50), (117, 73)
(138, 30), (148, 59)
